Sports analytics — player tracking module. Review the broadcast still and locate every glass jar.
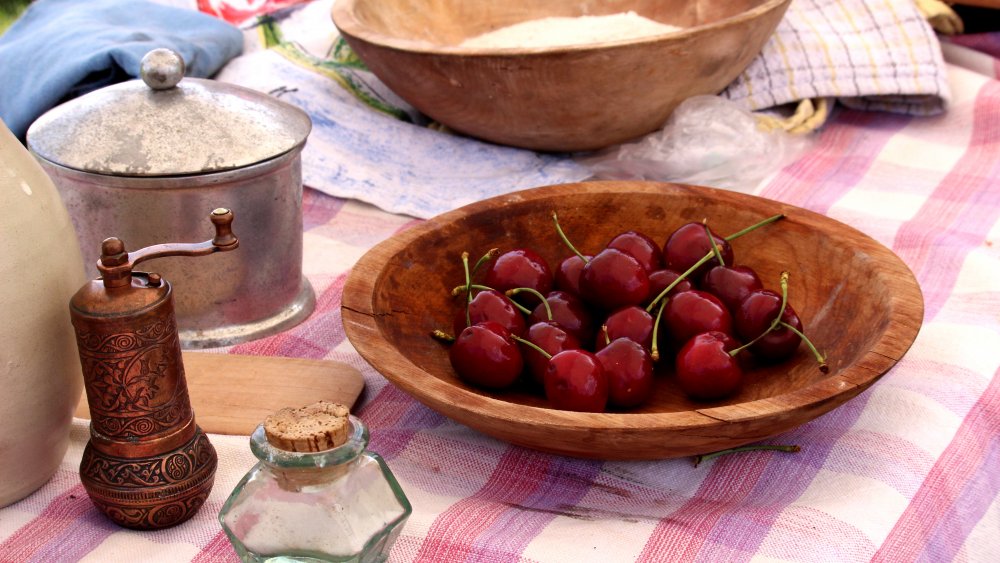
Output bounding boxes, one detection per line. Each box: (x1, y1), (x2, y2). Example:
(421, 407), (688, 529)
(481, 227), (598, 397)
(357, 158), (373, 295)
(219, 415), (411, 562)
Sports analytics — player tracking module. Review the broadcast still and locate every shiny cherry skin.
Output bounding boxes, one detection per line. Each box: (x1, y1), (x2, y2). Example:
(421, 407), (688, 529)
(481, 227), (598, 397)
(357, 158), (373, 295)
(675, 331), (743, 401)
(452, 289), (526, 337)
(520, 321), (581, 386)
(554, 255), (591, 297)
(607, 231), (662, 274)
(484, 248), (553, 306)
(579, 248), (650, 311)
(663, 222), (734, 278)
(595, 306), (654, 352)
(595, 338), (654, 409)
(663, 289), (734, 345)
(544, 349), (608, 412)
(643, 268), (694, 308)
(734, 289), (804, 361)
(700, 265), (764, 314)
(449, 321), (523, 389)
(527, 290), (595, 344)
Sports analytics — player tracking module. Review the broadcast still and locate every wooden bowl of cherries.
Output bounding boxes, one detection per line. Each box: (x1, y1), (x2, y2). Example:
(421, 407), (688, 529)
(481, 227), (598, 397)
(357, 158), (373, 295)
(342, 181), (923, 460)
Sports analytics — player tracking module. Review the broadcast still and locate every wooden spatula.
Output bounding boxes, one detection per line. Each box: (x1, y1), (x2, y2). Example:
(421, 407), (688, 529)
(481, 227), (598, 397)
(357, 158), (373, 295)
(76, 352), (365, 436)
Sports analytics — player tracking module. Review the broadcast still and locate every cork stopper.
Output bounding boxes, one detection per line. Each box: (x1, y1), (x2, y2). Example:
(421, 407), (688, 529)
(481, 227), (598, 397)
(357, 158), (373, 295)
(264, 401), (350, 453)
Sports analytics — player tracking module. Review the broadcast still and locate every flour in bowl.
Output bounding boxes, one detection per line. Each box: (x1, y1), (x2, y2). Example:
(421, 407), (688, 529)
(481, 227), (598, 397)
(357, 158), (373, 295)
(460, 11), (683, 49)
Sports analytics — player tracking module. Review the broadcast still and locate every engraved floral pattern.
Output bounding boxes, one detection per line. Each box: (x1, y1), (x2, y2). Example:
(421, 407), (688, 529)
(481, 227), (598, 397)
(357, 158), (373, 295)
(76, 316), (190, 439)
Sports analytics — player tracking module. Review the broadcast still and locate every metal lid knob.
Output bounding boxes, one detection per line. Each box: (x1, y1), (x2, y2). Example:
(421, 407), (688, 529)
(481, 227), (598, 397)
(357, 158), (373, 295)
(140, 48), (186, 90)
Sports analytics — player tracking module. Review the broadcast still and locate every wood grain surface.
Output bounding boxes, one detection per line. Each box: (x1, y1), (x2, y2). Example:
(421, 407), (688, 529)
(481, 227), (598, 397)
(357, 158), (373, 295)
(331, 0), (791, 152)
(76, 353), (365, 436)
(954, 1), (1000, 9)
(341, 181), (924, 460)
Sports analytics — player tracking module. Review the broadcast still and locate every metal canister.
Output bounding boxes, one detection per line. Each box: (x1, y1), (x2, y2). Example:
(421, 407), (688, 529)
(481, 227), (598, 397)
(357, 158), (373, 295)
(71, 209), (238, 530)
(28, 49), (314, 348)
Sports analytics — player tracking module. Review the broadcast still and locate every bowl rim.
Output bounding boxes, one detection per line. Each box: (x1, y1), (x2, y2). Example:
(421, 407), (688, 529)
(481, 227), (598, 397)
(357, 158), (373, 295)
(341, 181), (924, 439)
(331, 0), (792, 56)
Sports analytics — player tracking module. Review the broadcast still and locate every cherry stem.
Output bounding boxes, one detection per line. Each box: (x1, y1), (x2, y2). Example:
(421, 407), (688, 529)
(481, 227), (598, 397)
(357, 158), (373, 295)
(510, 334), (552, 359)
(454, 248), (500, 301)
(430, 329), (455, 344)
(650, 299), (667, 362)
(774, 271), (790, 330)
(472, 248), (500, 275)
(645, 252), (710, 313)
(451, 283), (531, 316)
(601, 324), (611, 346)
(461, 252), (472, 327)
(693, 444), (801, 467)
(507, 287), (551, 320)
(779, 321), (829, 373)
(723, 213), (785, 241)
(552, 211), (589, 263)
(456, 248), (501, 321)
(730, 271), (790, 357)
(507, 297), (533, 315)
(646, 214), (784, 313)
(703, 220), (725, 267)
(451, 283), (494, 296)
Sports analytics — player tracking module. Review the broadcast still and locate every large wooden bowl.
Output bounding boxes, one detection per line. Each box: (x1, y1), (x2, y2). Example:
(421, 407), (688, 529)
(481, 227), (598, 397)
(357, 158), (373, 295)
(342, 182), (923, 460)
(331, 0), (791, 152)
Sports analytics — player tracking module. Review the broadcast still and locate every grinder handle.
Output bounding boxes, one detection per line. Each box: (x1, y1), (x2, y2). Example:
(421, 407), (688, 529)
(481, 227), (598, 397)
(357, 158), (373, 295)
(98, 208), (239, 288)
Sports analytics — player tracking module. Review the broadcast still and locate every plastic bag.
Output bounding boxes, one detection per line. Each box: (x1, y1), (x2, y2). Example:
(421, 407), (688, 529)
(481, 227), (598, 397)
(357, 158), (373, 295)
(577, 95), (813, 193)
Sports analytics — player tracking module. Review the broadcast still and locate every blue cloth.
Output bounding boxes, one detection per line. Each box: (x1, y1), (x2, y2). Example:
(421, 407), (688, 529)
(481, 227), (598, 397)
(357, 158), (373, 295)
(0, 0), (243, 140)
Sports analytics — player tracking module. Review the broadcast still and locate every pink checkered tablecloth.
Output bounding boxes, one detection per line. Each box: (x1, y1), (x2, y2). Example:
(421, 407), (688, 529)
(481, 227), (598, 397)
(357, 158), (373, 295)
(3, 25), (1000, 563)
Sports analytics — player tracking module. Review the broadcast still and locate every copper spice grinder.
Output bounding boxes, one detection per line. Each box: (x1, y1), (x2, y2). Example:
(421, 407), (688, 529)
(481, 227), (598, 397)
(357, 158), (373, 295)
(70, 209), (237, 530)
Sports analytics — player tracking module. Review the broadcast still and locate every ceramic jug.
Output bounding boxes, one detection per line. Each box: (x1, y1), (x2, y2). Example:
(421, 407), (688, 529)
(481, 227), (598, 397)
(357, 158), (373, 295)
(0, 119), (86, 507)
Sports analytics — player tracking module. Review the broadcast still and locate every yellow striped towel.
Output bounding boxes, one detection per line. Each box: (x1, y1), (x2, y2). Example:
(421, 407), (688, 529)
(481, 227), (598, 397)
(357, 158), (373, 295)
(721, 0), (950, 115)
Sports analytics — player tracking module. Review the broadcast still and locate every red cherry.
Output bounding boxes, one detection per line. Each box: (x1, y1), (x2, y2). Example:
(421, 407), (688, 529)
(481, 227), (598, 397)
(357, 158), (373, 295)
(663, 289), (733, 345)
(596, 338), (654, 409)
(449, 321), (523, 389)
(675, 331), (743, 400)
(595, 306), (653, 352)
(700, 265), (764, 314)
(554, 255), (591, 297)
(734, 289), (804, 361)
(663, 222), (733, 278)
(527, 290), (595, 344)
(579, 248), (650, 311)
(644, 268), (694, 308)
(607, 231), (662, 274)
(520, 321), (581, 386)
(544, 349), (608, 412)
(484, 249), (553, 306)
(453, 289), (527, 337)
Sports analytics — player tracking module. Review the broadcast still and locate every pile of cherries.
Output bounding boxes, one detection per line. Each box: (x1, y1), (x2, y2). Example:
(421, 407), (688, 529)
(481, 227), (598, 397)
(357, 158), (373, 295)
(438, 213), (827, 413)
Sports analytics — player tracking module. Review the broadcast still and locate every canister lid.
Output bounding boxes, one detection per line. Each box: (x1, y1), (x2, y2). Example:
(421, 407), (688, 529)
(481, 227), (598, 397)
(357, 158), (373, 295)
(26, 48), (312, 177)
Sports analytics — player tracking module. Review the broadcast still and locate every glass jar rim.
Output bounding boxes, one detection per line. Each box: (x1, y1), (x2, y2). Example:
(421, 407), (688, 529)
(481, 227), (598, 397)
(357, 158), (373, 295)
(249, 414), (369, 468)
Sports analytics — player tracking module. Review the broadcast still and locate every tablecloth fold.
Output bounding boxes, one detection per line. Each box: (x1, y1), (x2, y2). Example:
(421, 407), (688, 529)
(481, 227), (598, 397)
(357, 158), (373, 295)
(721, 0), (951, 116)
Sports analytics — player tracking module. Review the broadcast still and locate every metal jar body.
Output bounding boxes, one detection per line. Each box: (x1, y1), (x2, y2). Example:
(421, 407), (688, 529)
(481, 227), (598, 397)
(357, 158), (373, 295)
(43, 148), (314, 348)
